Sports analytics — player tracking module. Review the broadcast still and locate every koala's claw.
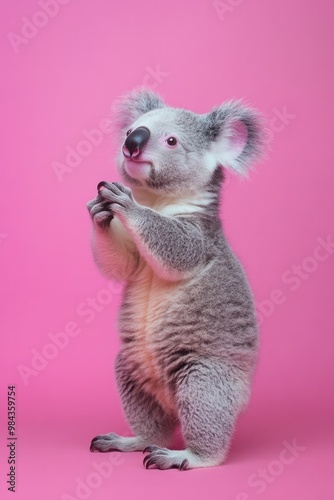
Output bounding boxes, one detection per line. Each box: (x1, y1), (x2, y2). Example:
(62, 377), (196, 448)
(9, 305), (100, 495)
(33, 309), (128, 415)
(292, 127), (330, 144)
(144, 457), (156, 469)
(90, 435), (110, 445)
(143, 445), (160, 454)
(180, 459), (189, 470)
(96, 181), (136, 216)
(90, 442), (98, 452)
(97, 180), (109, 191)
(90, 434), (117, 453)
(143, 446), (190, 471)
(90, 442), (100, 452)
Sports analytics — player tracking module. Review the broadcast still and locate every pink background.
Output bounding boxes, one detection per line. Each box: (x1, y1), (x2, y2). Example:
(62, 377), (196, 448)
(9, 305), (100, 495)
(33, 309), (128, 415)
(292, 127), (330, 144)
(1, 1), (334, 499)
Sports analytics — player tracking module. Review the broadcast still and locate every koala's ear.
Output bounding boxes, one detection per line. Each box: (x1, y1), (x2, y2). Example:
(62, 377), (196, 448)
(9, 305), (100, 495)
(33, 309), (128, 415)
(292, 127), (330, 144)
(202, 100), (266, 175)
(113, 87), (165, 137)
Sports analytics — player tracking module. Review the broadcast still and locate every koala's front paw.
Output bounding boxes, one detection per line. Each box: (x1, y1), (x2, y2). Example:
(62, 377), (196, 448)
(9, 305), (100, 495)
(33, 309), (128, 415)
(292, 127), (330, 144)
(97, 181), (136, 218)
(87, 194), (114, 229)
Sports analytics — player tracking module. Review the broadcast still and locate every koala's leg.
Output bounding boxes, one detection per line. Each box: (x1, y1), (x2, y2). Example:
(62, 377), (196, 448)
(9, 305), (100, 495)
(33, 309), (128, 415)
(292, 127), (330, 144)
(90, 352), (177, 453)
(87, 194), (140, 281)
(143, 362), (246, 470)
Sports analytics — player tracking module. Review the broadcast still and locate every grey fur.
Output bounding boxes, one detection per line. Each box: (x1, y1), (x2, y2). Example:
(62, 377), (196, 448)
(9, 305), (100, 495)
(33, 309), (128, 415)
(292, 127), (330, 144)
(113, 87), (165, 143)
(88, 88), (265, 469)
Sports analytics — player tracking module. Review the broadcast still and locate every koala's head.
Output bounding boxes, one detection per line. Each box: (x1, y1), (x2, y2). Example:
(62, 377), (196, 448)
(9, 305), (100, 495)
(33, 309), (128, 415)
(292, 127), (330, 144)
(114, 88), (266, 195)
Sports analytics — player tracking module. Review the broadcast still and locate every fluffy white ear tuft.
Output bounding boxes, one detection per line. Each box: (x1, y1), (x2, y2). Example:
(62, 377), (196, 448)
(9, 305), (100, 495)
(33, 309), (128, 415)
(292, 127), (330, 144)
(203, 100), (267, 175)
(112, 87), (165, 141)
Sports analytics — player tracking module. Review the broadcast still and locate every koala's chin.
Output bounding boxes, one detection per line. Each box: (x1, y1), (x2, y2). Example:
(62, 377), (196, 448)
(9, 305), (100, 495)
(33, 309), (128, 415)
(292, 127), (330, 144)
(123, 158), (152, 182)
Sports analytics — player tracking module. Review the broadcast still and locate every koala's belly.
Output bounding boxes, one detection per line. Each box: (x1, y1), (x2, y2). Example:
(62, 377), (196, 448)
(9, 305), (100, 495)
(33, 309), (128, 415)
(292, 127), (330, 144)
(118, 265), (181, 413)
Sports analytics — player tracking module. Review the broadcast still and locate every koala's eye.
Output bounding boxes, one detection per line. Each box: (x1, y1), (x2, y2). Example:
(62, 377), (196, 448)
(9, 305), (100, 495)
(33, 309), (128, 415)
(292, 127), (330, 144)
(166, 136), (177, 146)
(126, 129), (132, 137)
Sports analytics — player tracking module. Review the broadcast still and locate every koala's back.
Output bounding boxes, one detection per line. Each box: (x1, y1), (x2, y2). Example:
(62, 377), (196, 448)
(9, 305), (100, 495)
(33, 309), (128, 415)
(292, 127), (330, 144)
(117, 214), (258, 414)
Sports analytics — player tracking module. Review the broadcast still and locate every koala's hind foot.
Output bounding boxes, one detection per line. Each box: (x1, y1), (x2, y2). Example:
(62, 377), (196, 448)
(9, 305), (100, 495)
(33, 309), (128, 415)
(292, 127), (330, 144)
(90, 433), (149, 453)
(143, 361), (248, 470)
(143, 446), (219, 470)
(90, 352), (178, 454)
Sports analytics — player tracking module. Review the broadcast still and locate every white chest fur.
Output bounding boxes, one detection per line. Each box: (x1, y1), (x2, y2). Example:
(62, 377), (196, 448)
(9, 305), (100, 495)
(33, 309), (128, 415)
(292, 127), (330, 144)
(113, 189), (210, 411)
(119, 264), (180, 411)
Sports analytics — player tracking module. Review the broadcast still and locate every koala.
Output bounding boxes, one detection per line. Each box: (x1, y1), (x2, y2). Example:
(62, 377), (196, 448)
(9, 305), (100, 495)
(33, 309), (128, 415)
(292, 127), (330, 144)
(87, 88), (265, 470)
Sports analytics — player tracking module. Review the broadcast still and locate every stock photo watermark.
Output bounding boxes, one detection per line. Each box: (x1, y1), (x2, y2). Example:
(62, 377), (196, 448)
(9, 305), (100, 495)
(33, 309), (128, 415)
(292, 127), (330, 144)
(61, 453), (125, 500)
(256, 235), (334, 325)
(51, 118), (113, 182)
(17, 279), (123, 386)
(235, 439), (306, 499)
(213, 0), (246, 22)
(267, 107), (296, 141)
(6, 386), (17, 493)
(7, 0), (72, 54)
(142, 64), (169, 89)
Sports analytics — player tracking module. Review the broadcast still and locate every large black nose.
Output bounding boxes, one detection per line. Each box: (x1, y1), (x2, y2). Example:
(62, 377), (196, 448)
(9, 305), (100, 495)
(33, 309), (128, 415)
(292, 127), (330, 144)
(122, 126), (150, 159)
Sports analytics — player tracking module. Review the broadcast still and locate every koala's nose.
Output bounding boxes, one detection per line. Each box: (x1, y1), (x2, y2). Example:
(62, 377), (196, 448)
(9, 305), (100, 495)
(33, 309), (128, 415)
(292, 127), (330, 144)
(122, 126), (150, 159)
